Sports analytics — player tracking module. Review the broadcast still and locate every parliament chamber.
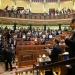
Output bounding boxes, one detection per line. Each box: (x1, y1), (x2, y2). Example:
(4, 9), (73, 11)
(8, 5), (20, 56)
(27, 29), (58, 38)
(0, 0), (75, 75)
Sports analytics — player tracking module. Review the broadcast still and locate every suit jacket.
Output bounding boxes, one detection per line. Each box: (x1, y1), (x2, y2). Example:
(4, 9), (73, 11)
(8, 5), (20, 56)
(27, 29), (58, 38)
(4, 50), (12, 62)
(45, 35), (49, 41)
(26, 36), (30, 41)
(65, 30), (75, 58)
(8, 40), (14, 44)
(41, 39), (46, 45)
(49, 45), (62, 63)
(10, 47), (15, 53)
(17, 34), (22, 38)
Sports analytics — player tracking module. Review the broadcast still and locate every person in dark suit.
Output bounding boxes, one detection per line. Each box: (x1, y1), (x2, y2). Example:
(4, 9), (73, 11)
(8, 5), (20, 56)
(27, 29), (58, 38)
(8, 38), (14, 47)
(45, 34), (49, 41)
(17, 32), (22, 38)
(45, 39), (62, 75)
(4, 47), (12, 71)
(41, 38), (46, 45)
(46, 39), (62, 63)
(8, 38), (13, 44)
(10, 44), (15, 63)
(61, 18), (75, 75)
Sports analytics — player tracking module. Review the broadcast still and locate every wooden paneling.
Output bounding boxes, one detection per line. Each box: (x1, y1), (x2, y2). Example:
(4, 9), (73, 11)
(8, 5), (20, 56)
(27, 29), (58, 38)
(26, 15), (30, 19)
(11, 13), (14, 18)
(32, 15), (36, 19)
(17, 48), (48, 66)
(65, 15), (69, 19)
(21, 14), (25, 19)
(60, 14), (65, 19)
(0, 13), (74, 25)
(17, 14), (20, 18)
(41, 15), (44, 19)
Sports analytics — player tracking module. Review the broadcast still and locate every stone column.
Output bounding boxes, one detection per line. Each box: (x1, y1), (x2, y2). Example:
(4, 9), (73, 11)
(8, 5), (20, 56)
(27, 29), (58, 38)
(73, 0), (75, 11)
(59, 24), (61, 30)
(29, 0), (32, 12)
(72, 0), (74, 6)
(44, 25), (46, 31)
(58, 0), (61, 11)
(28, 24), (32, 30)
(44, 0), (46, 13)
(14, 0), (16, 5)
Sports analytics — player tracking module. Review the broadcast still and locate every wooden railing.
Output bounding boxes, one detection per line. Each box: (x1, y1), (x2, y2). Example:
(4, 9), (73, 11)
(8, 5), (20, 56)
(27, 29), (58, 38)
(0, 10), (75, 25)
(15, 57), (75, 75)
(15, 68), (45, 75)
(15, 54), (75, 75)
(0, 10), (74, 20)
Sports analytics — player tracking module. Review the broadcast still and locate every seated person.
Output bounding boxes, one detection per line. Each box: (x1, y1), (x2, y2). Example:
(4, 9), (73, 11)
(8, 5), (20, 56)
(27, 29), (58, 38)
(34, 37), (37, 42)
(49, 34), (52, 39)
(41, 38), (46, 45)
(22, 33), (26, 38)
(30, 39), (34, 45)
(17, 32), (22, 38)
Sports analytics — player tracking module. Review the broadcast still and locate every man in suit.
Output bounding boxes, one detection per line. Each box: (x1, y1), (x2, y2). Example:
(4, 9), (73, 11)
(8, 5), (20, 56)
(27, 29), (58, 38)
(10, 44), (15, 63)
(17, 32), (22, 38)
(4, 47), (12, 71)
(46, 39), (62, 63)
(41, 38), (46, 45)
(45, 33), (49, 41)
(8, 38), (14, 47)
(46, 39), (62, 75)
(61, 18), (75, 75)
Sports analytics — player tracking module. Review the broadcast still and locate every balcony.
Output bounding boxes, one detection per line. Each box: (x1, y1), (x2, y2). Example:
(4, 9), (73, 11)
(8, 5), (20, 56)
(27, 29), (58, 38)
(0, 10), (74, 25)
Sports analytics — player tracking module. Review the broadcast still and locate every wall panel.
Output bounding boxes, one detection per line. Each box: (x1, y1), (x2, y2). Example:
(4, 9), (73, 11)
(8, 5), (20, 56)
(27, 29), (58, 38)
(60, 1), (73, 10)
(16, 0), (29, 9)
(0, 0), (74, 13)
(0, 0), (1, 9)
(31, 2), (44, 13)
(46, 2), (58, 13)
(1, 0), (14, 9)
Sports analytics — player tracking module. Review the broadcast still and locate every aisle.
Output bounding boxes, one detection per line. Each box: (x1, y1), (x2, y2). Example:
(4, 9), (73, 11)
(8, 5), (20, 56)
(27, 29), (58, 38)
(0, 62), (15, 75)
(0, 62), (33, 75)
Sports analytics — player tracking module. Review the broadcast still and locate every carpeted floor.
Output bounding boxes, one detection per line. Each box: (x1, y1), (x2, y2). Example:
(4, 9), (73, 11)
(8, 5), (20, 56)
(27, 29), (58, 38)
(0, 62), (33, 75)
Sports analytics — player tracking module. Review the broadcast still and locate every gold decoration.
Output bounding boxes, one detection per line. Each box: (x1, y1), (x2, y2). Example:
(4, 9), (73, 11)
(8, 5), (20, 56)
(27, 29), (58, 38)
(52, 67), (61, 75)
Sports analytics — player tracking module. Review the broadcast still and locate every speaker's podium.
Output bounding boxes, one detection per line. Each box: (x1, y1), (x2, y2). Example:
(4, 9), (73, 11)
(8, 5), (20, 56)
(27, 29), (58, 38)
(33, 55), (52, 75)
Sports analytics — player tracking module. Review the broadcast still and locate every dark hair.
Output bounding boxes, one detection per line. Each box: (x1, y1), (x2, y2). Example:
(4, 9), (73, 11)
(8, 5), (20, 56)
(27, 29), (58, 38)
(54, 39), (59, 44)
(71, 18), (75, 24)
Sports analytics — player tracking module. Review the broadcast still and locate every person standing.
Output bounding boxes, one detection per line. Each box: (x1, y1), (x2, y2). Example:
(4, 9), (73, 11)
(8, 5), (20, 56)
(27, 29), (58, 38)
(61, 18), (75, 75)
(10, 44), (15, 63)
(46, 39), (62, 75)
(46, 39), (62, 63)
(4, 47), (12, 71)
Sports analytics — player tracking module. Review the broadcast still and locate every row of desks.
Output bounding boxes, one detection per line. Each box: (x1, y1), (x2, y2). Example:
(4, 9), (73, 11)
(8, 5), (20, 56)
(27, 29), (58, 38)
(16, 44), (66, 67)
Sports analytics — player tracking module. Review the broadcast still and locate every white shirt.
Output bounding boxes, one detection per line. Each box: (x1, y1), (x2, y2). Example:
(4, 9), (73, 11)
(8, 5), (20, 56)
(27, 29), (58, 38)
(22, 35), (26, 38)
(49, 35), (52, 38)
(42, 35), (46, 39)
(34, 38), (37, 41)
(20, 10), (24, 14)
